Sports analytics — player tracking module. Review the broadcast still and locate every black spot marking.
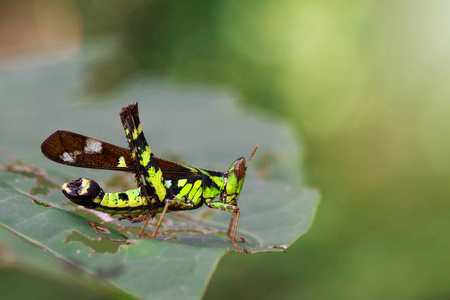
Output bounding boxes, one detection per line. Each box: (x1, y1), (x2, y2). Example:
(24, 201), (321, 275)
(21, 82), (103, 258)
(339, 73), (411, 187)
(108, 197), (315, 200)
(118, 193), (129, 201)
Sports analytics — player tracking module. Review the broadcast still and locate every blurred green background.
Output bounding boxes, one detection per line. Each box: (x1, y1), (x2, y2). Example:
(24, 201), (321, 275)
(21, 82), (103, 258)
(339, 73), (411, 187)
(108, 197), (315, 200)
(1, 0), (449, 299)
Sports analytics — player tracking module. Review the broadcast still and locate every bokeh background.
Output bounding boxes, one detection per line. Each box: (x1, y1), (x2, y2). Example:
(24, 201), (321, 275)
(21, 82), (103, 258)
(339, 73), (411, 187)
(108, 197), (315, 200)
(1, 0), (449, 299)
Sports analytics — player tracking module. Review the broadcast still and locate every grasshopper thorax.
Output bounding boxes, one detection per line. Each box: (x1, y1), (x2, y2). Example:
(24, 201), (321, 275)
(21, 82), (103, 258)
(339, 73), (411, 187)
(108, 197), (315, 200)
(220, 157), (247, 205)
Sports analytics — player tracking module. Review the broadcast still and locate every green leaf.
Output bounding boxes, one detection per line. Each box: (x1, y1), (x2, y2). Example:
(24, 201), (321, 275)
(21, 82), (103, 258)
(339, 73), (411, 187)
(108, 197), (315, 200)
(0, 44), (319, 299)
(0, 225), (132, 300)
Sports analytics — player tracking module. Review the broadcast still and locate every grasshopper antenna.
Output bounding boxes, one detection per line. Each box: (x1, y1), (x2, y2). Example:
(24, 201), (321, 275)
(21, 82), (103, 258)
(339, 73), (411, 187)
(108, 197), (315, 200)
(246, 144), (259, 168)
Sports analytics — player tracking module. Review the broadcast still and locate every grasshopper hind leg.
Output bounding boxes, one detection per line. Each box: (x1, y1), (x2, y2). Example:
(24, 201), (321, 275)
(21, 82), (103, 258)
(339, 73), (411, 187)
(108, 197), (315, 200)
(120, 103), (169, 238)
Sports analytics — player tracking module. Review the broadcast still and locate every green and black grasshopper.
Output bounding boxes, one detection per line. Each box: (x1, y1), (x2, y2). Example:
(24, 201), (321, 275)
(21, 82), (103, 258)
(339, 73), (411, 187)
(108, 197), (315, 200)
(41, 103), (258, 253)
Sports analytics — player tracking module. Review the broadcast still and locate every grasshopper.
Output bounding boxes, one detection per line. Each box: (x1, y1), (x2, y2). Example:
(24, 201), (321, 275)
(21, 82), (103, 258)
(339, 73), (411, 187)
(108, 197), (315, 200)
(41, 103), (258, 253)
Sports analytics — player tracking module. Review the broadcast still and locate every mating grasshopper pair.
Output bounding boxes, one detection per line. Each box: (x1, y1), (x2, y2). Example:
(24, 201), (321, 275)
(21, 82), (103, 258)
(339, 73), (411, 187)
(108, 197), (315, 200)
(41, 103), (258, 253)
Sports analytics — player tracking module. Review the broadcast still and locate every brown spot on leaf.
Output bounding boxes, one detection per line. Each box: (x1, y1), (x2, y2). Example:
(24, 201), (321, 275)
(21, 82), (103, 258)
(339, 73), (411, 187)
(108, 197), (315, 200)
(164, 236), (180, 242)
(87, 221), (111, 234)
(64, 229), (129, 255)
(32, 199), (52, 207)
(1, 157), (59, 196)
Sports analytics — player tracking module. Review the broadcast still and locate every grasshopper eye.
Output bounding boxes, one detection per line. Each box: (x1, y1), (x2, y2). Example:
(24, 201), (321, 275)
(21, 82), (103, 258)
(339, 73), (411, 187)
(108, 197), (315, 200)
(234, 159), (246, 180)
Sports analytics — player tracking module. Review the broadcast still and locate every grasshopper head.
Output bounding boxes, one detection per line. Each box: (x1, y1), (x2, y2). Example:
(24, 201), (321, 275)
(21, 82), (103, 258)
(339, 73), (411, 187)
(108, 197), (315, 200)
(221, 157), (247, 205)
(220, 145), (259, 205)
